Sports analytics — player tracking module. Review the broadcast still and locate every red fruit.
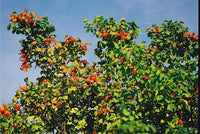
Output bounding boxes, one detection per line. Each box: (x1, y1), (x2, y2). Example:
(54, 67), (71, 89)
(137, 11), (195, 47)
(132, 69), (136, 73)
(90, 75), (96, 81)
(43, 79), (48, 83)
(49, 61), (53, 66)
(22, 86), (27, 92)
(0, 106), (6, 113)
(152, 29), (157, 33)
(171, 91), (175, 96)
(22, 63), (29, 69)
(178, 119), (183, 124)
(83, 60), (88, 65)
(127, 95), (131, 99)
(98, 70), (102, 73)
(92, 131), (97, 134)
(70, 71), (75, 76)
(145, 51), (148, 54)
(97, 111), (103, 116)
(46, 38), (52, 42)
(102, 31), (109, 38)
(102, 83), (106, 87)
(4, 110), (11, 117)
(68, 36), (73, 40)
(22, 10), (27, 16)
(100, 107), (106, 113)
(45, 41), (50, 46)
(45, 98), (48, 102)
(56, 101), (62, 107)
(85, 78), (91, 84)
(192, 35), (198, 40)
(81, 45), (87, 50)
(15, 105), (20, 111)
(184, 31), (189, 36)
(74, 65), (77, 70)
(144, 76), (149, 80)
(107, 77), (111, 81)
(156, 28), (160, 33)
(65, 40), (70, 44)
(23, 58), (28, 63)
(20, 52), (26, 58)
(195, 88), (198, 95)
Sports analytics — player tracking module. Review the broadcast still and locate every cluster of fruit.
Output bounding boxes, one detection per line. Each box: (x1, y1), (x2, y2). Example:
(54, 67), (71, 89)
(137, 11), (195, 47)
(0, 106), (11, 118)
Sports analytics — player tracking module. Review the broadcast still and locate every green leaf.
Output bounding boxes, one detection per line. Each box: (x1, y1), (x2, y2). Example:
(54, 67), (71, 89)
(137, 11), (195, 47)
(123, 109), (130, 116)
(167, 103), (175, 111)
(7, 23), (11, 30)
(155, 95), (164, 101)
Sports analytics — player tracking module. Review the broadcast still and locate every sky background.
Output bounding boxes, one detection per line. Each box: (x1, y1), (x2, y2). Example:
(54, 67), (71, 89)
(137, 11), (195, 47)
(0, 0), (198, 105)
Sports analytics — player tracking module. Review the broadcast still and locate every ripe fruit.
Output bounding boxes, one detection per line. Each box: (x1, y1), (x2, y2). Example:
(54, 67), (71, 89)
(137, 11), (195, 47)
(171, 91), (175, 96)
(195, 88), (198, 95)
(156, 27), (160, 33)
(107, 77), (111, 81)
(83, 60), (88, 65)
(36, 16), (42, 21)
(65, 40), (70, 44)
(70, 71), (75, 76)
(56, 101), (61, 107)
(102, 31), (109, 38)
(184, 31), (189, 36)
(4, 110), (11, 117)
(43, 79), (48, 83)
(68, 36), (73, 40)
(152, 29), (157, 33)
(15, 105), (20, 111)
(23, 58), (28, 63)
(178, 119), (183, 124)
(22, 63), (29, 69)
(22, 10), (27, 16)
(97, 111), (103, 116)
(132, 69), (136, 73)
(92, 131), (97, 134)
(192, 34), (198, 40)
(20, 51), (26, 58)
(144, 76), (149, 80)
(145, 51), (148, 54)
(22, 86), (27, 92)
(49, 61), (53, 66)
(32, 41), (37, 45)
(74, 65), (77, 70)
(81, 45), (87, 50)
(0, 106), (6, 113)
(100, 107), (106, 113)
(127, 95), (131, 99)
(12, 18), (18, 22)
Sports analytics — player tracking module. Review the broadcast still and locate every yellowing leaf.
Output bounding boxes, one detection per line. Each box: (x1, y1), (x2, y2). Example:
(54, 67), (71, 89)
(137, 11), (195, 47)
(71, 108), (78, 113)
(51, 98), (57, 104)
(36, 47), (41, 51)
(63, 96), (68, 100)
(41, 104), (45, 110)
(160, 119), (165, 124)
(183, 93), (191, 98)
(27, 116), (35, 120)
(180, 99), (188, 105)
(120, 17), (126, 21)
(68, 87), (77, 93)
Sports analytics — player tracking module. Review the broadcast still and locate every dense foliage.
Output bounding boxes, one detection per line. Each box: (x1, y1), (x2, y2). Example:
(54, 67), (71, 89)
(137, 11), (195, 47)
(0, 9), (198, 134)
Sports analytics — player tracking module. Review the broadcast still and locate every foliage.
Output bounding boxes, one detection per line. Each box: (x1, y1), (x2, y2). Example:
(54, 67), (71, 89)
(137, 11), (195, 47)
(0, 9), (198, 134)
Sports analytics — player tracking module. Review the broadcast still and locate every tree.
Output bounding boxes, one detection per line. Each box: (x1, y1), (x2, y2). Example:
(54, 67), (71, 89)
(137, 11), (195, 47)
(0, 9), (198, 134)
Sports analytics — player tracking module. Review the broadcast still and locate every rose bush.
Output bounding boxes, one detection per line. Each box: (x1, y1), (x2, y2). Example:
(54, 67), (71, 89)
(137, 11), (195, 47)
(0, 9), (198, 133)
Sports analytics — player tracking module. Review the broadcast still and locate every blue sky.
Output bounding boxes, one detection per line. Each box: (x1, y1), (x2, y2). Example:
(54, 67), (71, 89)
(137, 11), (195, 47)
(0, 0), (198, 105)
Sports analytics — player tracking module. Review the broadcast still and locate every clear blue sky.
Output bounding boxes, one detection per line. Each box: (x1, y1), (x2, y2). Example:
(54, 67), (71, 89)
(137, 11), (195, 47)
(0, 0), (198, 105)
